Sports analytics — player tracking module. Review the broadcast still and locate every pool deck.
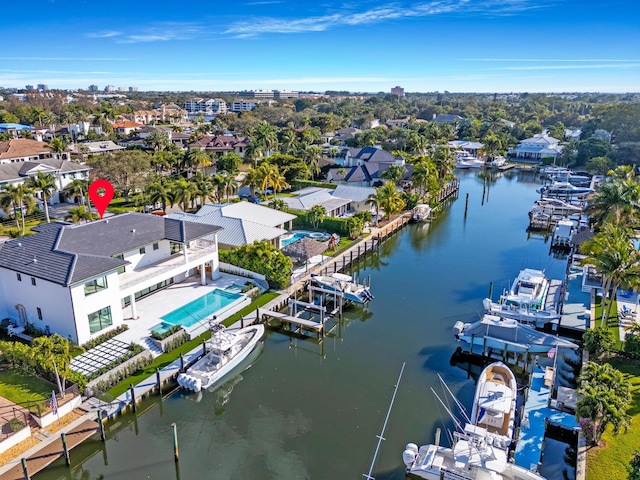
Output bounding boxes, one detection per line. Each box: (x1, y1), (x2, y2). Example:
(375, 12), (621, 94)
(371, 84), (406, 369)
(514, 365), (579, 473)
(112, 273), (252, 354)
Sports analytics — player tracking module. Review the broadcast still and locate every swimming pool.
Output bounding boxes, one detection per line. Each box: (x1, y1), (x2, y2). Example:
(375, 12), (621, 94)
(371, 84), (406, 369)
(151, 289), (243, 333)
(281, 231), (330, 247)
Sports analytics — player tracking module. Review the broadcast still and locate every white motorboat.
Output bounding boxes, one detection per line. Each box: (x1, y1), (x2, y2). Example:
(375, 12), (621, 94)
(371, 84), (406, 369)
(310, 272), (374, 303)
(551, 219), (575, 249)
(471, 362), (517, 449)
(454, 314), (578, 354)
(490, 156), (506, 167)
(537, 181), (593, 197)
(177, 322), (265, 393)
(482, 268), (562, 327)
(403, 426), (546, 480)
(455, 159), (472, 169)
(412, 204), (432, 222)
(533, 197), (583, 216)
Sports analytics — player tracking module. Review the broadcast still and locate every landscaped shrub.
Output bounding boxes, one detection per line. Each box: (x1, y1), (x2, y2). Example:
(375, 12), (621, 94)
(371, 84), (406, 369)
(162, 331), (189, 353)
(625, 332), (640, 358)
(9, 418), (25, 432)
(290, 210), (350, 236)
(90, 352), (154, 393)
(219, 241), (293, 290)
(85, 343), (147, 381)
(23, 322), (46, 338)
(81, 325), (129, 350)
(150, 325), (183, 341)
(0, 340), (34, 371)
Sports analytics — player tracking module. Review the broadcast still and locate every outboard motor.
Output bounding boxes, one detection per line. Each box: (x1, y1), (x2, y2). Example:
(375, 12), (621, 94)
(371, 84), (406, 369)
(453, 321), (466, 337)
(403, 443), (419, 469)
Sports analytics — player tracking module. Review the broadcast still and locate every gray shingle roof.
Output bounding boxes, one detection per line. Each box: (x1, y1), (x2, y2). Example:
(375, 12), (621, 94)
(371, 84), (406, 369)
(0, 212), (221, 286)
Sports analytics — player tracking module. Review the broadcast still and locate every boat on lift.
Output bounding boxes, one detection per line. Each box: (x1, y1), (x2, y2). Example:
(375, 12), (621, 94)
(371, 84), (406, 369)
(310, 272), (374, 303)
(412, 204), (432, 222)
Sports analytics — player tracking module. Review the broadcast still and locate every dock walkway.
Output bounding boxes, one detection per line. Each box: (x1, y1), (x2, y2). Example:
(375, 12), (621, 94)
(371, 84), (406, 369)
(513, 366), (579, 473)
(0, 419), (98, 480)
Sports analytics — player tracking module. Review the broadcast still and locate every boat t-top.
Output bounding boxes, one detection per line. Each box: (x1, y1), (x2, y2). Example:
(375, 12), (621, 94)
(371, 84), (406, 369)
(310, 273), (374, 303)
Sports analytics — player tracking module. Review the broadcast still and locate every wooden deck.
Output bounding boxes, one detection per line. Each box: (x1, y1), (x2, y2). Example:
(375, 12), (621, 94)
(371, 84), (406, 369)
(258, 309), (324, 336)
(0, 419), (98, 480)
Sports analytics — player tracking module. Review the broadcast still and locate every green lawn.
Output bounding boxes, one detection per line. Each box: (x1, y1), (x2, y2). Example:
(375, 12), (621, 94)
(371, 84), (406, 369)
(587, 358), (640, 480)
(0, 370), (54, 407)
(106, 291), (280, 398)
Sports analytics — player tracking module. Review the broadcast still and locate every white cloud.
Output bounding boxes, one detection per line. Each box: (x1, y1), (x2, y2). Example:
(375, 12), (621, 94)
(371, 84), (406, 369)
(223, 0), (544, 37)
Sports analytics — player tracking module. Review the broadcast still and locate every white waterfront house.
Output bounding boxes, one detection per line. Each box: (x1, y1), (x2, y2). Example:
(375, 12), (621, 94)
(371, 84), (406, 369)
(168, 202), (296, 249)
(509, 133), (564, 162)
(0, 213), (221, 345)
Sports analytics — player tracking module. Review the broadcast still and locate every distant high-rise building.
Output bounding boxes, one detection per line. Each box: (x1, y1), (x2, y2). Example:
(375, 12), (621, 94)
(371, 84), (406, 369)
(104, 85), (116, 92)
(391, 86), (405, 97)
(129, 87), (138, 92)
(37, 84), (49, 91)
(274, 90), (299, 99)
(117, 87), (127, 92)
(88, 85), (99, 92)
(239, 89), (274, 99)
(25, 85), (35, 91)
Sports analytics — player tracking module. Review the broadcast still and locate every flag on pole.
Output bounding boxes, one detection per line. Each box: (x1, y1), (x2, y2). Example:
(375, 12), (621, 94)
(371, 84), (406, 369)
(547, 347), (557, 359)
(51, 390), (58, 416)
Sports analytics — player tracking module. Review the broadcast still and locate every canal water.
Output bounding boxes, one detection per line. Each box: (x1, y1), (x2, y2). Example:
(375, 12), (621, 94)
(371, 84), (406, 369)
(37, 169), (570, 480)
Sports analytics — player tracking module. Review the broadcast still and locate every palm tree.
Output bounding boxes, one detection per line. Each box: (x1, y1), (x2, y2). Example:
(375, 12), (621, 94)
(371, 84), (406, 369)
(26, 171), (57, 223)
(367, 192), (382, 226)
(145, 129), (170, 152)
(585, 179), (640, 228)
(186, 148), (212, 175)
(146, 177), (174, 213)
(241, 168), (260, 197)
(576, 362), (631, 445)
(62, 178), (89, 210)
(172, 178), (201, 211)
(31, 334), (75, 396)
(65, 206), (93, 224)
(280, 125), (298, 154)
(381, 164), (407, 186)
(0, 184), (24, 229)
(218, 175), (236, 203)
(299, 144), (322, 178)
(580, 222), (640, 325)
(254, 121), (279, 157)
(307, 205), (326, 229)
(376, 181), (406, 219)
(49, 137), (68, 159)
(193, 172), (217, 206)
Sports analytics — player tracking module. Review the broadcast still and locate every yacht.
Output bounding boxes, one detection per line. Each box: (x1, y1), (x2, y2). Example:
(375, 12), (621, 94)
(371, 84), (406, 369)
(454, 314), (578, 354)
(310, 273), (374, 303)
(482, 268), (562, 327)
(532, 197), (582, 216)
(537, 182), (593, 197)
(177, 322), (264, 393)
(490, 156), (506, 167)
(412, 204), (432, 222)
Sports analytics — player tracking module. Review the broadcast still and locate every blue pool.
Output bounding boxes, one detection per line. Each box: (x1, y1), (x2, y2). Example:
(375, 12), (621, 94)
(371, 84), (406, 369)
(151, 289), (242, 333)
(281, 231), (329, 247)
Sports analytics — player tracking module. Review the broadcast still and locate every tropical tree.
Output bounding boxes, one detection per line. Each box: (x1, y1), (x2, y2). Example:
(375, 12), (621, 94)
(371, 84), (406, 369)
(146, 176), (174, 213)
(218, 240), (293, 289)
(628, 451), (640, 480)
(216, 152), (243, 174)
(253, 121), (279, 157)
(62, 178), (90, 211)
(376, 181), (406, 219)
(580, 223), (640, 325)
(241, 167), (260, 197)
(299, 144), (322, 177)
(257, 163), (289, 202)
(583, 327), (615, 358)
(381, 164), (407, 186)
(220, 174), (238, 203)
(172, 178), (201, 211)
(576, 362), (631, 445)
(367, 191), (382, 226)
(346, 215), (364, 239)
(0, 184), (28, 230)
(31, 334), (76, 397)
(26, 171), (57, 223)
(49, 137), (68, 158)
(65, 206), (93, 224)
(585, 179), (640, 228)
(433, 145), (456, 183)
(307, 205), (326, 229)
(144, 128), (171, 152)
(186, 148), (212, 175)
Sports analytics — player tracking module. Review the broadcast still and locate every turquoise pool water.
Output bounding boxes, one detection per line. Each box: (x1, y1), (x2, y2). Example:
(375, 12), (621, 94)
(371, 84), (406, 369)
(281, 231), (329, 247)
(151, 289), (242, 333)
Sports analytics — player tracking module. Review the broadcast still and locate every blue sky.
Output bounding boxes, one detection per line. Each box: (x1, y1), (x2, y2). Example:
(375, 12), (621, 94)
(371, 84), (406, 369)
(1, 0), (638, 93)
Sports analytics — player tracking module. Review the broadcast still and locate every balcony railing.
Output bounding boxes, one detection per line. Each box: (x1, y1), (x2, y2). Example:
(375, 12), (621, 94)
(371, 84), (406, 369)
(119, 240), (216, 291)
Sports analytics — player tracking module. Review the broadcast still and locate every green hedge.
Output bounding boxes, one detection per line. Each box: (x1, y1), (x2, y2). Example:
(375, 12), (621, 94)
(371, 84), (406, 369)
(290, 179), (338, 190)
(289, 209), (350, 236)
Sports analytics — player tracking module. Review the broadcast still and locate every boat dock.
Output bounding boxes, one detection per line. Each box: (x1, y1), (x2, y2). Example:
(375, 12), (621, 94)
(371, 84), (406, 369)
(257, 308), (325, 337)
(498, 163), (516, 171)
(0, 419), (99, 480)
(513, 365), (580, 474)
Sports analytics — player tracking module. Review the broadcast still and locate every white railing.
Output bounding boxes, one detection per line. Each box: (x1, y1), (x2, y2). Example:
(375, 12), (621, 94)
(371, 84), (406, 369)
(219, 262), (269, 290)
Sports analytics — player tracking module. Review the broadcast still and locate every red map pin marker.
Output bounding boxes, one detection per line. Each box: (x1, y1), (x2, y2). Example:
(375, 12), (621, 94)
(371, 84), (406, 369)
(88, 179), (114, 219)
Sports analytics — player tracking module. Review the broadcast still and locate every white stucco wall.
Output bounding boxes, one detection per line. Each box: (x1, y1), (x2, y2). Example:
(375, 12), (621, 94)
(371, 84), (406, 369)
(0, 268), (76, 341)
(70, 271), (124, 344)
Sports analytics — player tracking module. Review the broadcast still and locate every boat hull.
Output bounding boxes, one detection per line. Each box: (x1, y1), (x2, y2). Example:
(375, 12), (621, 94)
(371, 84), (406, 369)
(177, 324), (265, 392)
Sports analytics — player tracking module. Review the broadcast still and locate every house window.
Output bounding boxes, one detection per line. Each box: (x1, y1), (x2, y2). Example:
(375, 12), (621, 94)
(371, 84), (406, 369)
(37, 307), (43, 320)
(170, 241), (182, 254)
(115, 254), (126, 274)
(31, 277), (36, 286)
(153, 242), (159, 251)
(17, 273), (22, 281)
(84, 276), (108, 296)
(139, 246), (146, 255)
(88, 306), (113, 334)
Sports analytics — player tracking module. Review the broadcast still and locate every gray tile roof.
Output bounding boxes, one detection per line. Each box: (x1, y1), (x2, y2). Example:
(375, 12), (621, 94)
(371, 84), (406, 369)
(0, 159), (89, 183)
(0, 212), (221, 286)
